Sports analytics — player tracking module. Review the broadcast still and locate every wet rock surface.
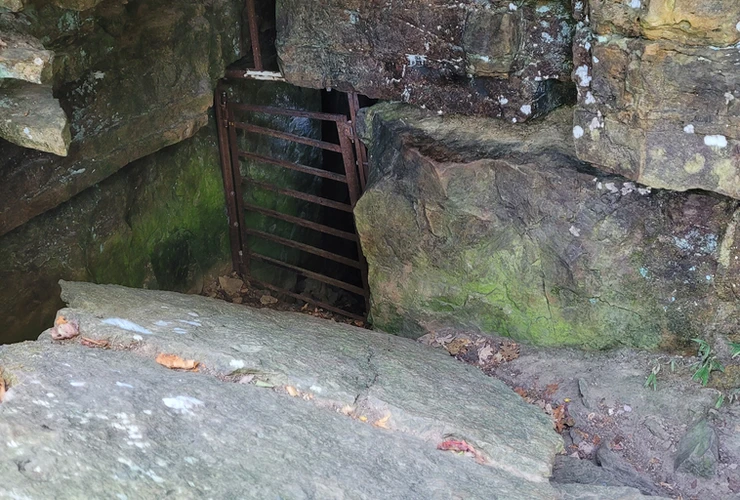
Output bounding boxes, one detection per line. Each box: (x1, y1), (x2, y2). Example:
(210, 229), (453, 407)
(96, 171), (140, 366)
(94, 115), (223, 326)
(276, 0), (576, 120)
(0, 281), (660, 498)
(355, 102), (740, 348)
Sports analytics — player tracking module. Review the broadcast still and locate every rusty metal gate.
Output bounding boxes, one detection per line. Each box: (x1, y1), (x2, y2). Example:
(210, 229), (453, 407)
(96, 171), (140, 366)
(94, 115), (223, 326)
(215, 89), (370, 320)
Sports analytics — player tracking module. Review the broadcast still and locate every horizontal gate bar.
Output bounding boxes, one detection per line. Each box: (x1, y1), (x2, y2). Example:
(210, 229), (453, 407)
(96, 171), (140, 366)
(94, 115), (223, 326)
(243, 203), (358, 241)
(230, 103), (349, 123)
(244, 227), (361, 269)
(249, 277), (366, 322)
(233, 123), (343, 153)
(239, 151), (347, 183)
(249, 253), (367, 296)
(246, 179), (353, 213)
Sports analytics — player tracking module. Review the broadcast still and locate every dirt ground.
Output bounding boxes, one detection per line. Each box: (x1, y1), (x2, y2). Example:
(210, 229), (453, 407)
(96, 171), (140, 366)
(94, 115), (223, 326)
(201, 274), (739, 499)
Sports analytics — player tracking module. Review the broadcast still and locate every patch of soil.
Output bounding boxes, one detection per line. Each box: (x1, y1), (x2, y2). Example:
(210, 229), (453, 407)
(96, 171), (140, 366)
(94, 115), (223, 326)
(420, 328), (740, 500)
(200, 272), (368, 329)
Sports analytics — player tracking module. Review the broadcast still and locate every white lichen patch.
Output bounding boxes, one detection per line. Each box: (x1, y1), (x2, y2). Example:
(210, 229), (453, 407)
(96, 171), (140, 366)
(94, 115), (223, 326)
(229, 359), (246, 369)
(584, 91), (596, 105)
(573, 125), (584, 139)
(736, 21), (740, 32)
(162, 396), (204, 415)
(498, 96), (509, 105)
(508, 3), (517, 11)
(520, 104), (532, 116)
(70, 381), (86, 387)
(22, 127), (32, 139)
(628, 0), (641, 9)
(33, 57), (43, 66)
(683, 124), (695, 134)
(704, 135), (728, 148)
(574, 65), (591, 87)
(406, 54), (427, 67)
(102, 318), (153, 335)
(725, 92), (735, 105)
(569, 226), (581, 237)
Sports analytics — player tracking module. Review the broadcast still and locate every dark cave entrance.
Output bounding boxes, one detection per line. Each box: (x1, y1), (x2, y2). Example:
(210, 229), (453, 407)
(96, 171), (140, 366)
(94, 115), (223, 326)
(215, 0), (376, 320)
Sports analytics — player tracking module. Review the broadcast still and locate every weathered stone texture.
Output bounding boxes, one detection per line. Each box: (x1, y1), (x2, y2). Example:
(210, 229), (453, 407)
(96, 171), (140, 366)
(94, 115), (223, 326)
(276, 0), (576, 120)
(355, 103), (740, 349)
(572, 0), (740, 199)
(0, 82), (70, 156)
(0, 0), (243, 235)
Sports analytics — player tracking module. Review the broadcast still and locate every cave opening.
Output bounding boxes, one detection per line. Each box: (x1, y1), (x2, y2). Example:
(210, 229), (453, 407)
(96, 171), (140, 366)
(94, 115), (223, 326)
(216, 0), (376, 320)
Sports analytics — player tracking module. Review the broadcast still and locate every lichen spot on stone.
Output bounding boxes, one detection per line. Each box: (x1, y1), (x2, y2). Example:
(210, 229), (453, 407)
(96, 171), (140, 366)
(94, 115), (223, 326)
(573, 125), (584, 139)
(22, 127), (32, 139)
(683, 124), (695, 134)
(628, 0), (641, 9)
(704, 135), (728, 148)
(33, 57), (43, 66)
(575, 65), (591, 87)
(684, 153), (706, 174)
(736, 21), (740, 32)
(508, 3), (517, 11)
(584, 91), (596, 105)
(520, 105), (532, 116)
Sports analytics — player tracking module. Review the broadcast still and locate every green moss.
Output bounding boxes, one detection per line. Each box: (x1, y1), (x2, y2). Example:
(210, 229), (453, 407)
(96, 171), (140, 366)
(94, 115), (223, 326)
(88, 125), (229, 291)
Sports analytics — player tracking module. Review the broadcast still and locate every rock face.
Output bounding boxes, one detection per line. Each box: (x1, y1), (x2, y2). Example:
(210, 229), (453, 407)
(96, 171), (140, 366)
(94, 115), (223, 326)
(572, 0), (740, 199)
(354, 103), (740, 348)
(0, 125), (230, 345)
(0, 0), (243, 235)
(0, 281), (657, 498)
(276, 0), (576, 120)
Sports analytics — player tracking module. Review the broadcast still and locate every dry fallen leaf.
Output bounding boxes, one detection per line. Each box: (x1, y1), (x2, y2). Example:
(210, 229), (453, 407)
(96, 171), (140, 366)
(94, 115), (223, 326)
(446, 338), (471, 356)
(285, 385), (299, 397)
(372, 413), (391, 429)
(499, 341), (520, 361)
(80, 337), (110, 349)
(359, 415), (368, 422)
(155, 353), (199, 371)
(51, 320), (79, 340)
(260, 295), (278, 305)
(437, 439), (488, 464)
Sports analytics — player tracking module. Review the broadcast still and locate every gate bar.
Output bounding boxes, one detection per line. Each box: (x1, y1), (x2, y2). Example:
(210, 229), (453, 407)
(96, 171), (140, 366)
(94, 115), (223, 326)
(243, 203), (358, 241)
(249, 253), (367, 296)
(231, 103), (349, 123)
(239, 151), (347, 182)
(215, 89), (247, 275)
(246, 179), (353, 213)
(244, 227), (361, 269)
(233, 122), (343, 153)
(245, 0), (263, 71)
(347, 92), (369, 191)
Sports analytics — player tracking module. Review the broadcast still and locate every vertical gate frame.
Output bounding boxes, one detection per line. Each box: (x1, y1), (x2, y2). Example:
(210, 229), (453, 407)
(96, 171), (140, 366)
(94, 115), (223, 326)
(218, 99), (371, 320)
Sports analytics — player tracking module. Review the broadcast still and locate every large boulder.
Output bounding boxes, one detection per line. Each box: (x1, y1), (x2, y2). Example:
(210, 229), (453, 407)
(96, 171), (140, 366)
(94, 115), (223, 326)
(0, 281), (658, 498)
(0, 0), (243, 235)
(572, 0), (740, 199)
(276, 0), (576, 120)
(355, 103), (740, 349)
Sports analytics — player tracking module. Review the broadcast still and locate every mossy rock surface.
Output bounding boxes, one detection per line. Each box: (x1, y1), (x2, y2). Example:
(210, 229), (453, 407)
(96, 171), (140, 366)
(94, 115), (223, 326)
(355, 103), (740, 349)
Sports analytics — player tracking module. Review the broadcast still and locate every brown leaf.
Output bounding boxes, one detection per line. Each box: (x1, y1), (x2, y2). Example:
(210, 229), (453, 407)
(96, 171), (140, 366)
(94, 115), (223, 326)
(446, 338), (471, 356)
(80, 337), (110, 349)
(499, 341), (520, 361)
(544, 383), (559, 399)
(51, 320), (79, 340)
(155, 353), (199, 371)
(514, 387), (529, 398)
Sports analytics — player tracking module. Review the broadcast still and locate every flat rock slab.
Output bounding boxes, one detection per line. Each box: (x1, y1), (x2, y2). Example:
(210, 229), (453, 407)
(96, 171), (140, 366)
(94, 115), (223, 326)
(0, 281), (566, 498)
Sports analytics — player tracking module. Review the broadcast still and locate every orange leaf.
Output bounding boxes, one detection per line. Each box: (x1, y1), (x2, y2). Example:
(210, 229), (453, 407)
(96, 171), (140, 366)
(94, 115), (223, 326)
(286, 386), (299, 397)
(514, 387), (529, 398)
(372, 413), (391, 429)
(155, 353), (199, 371)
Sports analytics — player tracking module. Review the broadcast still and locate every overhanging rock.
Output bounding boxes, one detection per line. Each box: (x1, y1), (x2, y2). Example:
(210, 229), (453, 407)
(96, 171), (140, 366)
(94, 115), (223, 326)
(276, 0), (576, 120)
(355, 103), (740, 349)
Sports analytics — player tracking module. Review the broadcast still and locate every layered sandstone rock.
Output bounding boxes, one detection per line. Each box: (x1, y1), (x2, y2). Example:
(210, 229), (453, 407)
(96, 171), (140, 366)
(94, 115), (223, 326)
(276, 0), (576, 120)
(572, 0), (740, 199)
